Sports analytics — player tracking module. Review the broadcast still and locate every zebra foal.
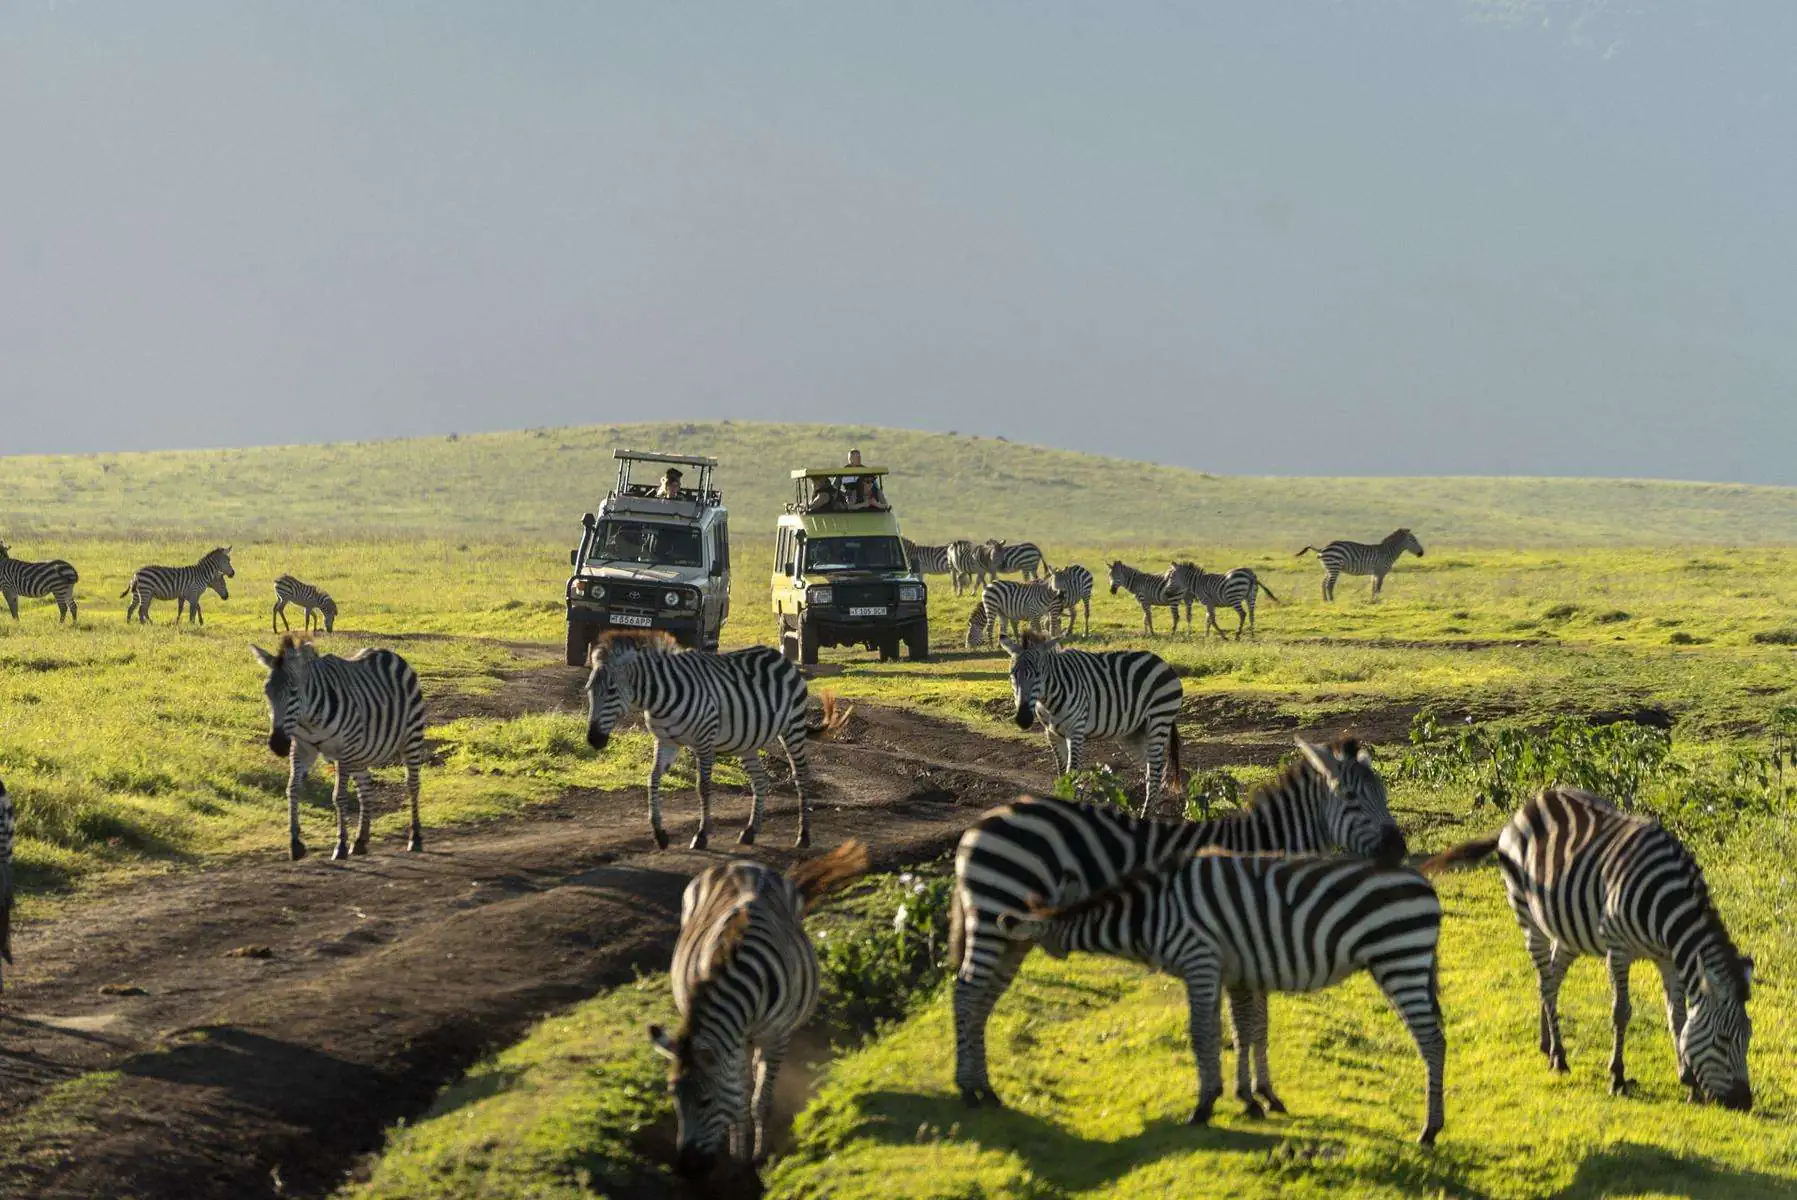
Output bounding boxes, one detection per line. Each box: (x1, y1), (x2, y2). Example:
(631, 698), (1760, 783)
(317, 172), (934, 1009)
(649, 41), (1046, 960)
(951, 733), (1404, 1108)
(1, 778), (13, 991)
(1001, 851), (1447, 1144)
(1108, 560), (1184, 635)
(1166, 562), (1281, 639)
(965, 579), (1067, 648)
(273, 574), (338, 633)
(123, 547), (235, 624)
(652, 840), (869, 1180)
(1425, 786), (1754, 1109)
(0, 543), (79, 623)
(1296, 528), (1423, 601)
(1045, 563), (1094, 636)
(584, 631), (848, 850)
(252, 635), (428, 860)
(946, 539), (986, 595)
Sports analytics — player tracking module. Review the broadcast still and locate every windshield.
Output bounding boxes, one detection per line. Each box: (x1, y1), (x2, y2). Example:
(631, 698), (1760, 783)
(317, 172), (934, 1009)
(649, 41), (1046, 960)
(588, 520), (704, 568)
(803, 536), (906, 573)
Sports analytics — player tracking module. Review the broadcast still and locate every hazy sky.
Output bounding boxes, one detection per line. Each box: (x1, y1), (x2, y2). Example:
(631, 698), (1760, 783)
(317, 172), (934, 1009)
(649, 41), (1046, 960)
(3, 2), (1793, 481)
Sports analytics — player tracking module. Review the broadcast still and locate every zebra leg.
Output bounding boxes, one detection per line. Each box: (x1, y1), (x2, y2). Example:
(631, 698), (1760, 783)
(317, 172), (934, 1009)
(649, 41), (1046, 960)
(1372, 573), (1385, 600)
(1045, 728), (1072, 775)
(750, 1037), (789, 1164)
(287, 743), (319, 860)
(1322, 572), (1336, 602)
(1656, 960), (1693, 1086)
(1231, 605), (1247, 640)
(405, 763), (424, 852)
(1606, 951), (1636, 1096)
(646, 738), (679, 850)
(330, 766), (354, 860)
(3, 590), (17, 620)
(954, 932), (1030, 1106)
(1083, 598), (1090, 636)
(738, 753), (772, 847)
(783, 736), (812, 849)
(691, 749), (716, 851)
(1372, 959), (1448, 1145)
(1138, 734), (1167, 819)
(1527, 929), (1573, 1072)
(1180, 966), (1227, 1126)
(273, 600), (285, 633)
(1226, 986), (1264, 1117)
(350, 769), (376, 856)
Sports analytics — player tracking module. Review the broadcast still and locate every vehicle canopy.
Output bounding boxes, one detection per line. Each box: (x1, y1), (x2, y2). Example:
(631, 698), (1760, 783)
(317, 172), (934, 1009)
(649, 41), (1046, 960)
(601, 450), (721, 519)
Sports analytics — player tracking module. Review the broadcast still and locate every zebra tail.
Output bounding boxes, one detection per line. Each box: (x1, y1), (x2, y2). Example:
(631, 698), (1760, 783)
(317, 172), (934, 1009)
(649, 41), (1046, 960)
(1294, 546), (1318, 558)
(1419, 835), (1500, 876)
(1257, 578), (1283, 605)
(806, 691), (854, 741)
(118, 587), (132, 598)
(1164, 725), (1184, 796)
(789, 839), (870, 914)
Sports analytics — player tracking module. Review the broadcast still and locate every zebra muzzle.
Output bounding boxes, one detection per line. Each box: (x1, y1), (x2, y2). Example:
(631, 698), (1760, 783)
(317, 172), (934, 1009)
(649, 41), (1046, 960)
(268, 730), (291, 758)
(587, 726), (610, 752)
(1013, 704), (1035, 731)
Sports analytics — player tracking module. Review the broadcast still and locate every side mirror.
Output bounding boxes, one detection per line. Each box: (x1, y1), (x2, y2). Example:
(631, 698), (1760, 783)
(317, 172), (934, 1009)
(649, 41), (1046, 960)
(582, 512), (596, 530)
(709, 559), (724, 577)
(570, 549), (578, 567)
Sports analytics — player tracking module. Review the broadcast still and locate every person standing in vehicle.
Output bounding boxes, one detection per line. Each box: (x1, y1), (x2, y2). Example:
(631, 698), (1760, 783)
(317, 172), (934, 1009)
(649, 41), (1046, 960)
(656, 468), (684, 499)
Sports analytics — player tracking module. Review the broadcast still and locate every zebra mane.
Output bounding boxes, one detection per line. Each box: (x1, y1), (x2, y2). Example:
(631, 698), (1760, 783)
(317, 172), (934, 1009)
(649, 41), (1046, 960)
(1025, 863), (1169, 922)
(595, 629), (681, 656)
(674, 887), (761, 1043)
(1238, 736), (1361, 812)
(271, 632), (316, 663)
(1015, 630), (1058, 651)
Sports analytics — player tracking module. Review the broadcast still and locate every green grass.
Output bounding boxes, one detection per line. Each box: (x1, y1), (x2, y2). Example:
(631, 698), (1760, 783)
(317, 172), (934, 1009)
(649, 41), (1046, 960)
(8, 421), (1797, 545)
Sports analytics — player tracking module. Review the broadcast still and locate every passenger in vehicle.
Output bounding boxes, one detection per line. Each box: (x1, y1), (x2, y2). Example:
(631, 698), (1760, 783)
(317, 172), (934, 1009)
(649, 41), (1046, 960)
(806, 477), (842, 513)
(656, 468), (684, 500)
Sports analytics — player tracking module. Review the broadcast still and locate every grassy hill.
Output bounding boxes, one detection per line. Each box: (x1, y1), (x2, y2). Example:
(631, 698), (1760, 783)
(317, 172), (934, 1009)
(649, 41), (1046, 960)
(5, 421), (1797, 546)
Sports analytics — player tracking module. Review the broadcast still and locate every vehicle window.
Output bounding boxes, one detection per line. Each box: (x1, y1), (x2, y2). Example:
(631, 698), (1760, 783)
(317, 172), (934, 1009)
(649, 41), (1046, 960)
(719, 520), (730, 569)
(775, 529), (790, 574)
(803, 536), (905, 573)
(588, 520), (703, 567)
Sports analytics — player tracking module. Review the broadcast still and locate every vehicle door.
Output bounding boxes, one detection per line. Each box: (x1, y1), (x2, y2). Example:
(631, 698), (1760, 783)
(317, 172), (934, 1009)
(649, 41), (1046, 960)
(713, 516), (732, 628)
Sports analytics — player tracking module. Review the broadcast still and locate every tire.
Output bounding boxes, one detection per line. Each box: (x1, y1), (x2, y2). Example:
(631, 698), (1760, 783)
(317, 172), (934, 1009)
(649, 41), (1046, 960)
(799, 616), (820, 666)
(878, 635), (901, 663)
(565, 622), (591, 668)
(906, 621), (931, 662)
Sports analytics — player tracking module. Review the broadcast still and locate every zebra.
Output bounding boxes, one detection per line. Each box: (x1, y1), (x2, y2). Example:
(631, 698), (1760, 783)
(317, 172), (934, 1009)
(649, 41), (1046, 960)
(965, 579), (1067, 648)
(1045, 563), (1094, 636)
(1107, 560), (1184, 635)
(651, 840), (869, 1180)
(946, 539), (986, 595)
(1, 778), (13, 992)
(251, 635), (428, 861)
(1166, 562), (1281, 640)
(951, 731), (1404, 1109)
(982, 539), (1044, 581)
(1424, 786), (1754, 1110)
(1296, 528), (1424, 601)
(998, 851), (1447, 1144)
(902, 539), (954, 582)
(583, 631), (849, 850)
(273, 574), (338, 633)
(0, 543), (79, 623)
(122, 547), (235, 624)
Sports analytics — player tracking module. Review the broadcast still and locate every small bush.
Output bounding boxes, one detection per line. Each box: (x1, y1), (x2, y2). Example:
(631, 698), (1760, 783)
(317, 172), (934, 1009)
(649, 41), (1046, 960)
(1668, 631), (1707, 646)
(1543, 604), (1580, 621)
(1749, 628), (1797, 646)
(1593, 610), (1632, 624)
(814, 867), (954, 1041)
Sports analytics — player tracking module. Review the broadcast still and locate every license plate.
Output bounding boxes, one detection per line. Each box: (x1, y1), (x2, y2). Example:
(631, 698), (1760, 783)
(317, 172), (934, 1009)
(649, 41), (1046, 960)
(609, 613), (654, 627)
(849, 606), (888, 617)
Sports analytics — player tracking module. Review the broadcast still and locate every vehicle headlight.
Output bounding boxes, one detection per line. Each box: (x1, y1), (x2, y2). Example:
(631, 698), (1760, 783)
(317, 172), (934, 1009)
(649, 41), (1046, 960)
(664, 591), (682, 608)
(588, 583), (605, 600)
(807, 586), (834, 607)
(899, 585), (923, 603)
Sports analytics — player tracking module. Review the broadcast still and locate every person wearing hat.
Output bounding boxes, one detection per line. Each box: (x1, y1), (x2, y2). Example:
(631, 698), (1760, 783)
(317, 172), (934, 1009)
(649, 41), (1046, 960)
(656, 468), (684, 500)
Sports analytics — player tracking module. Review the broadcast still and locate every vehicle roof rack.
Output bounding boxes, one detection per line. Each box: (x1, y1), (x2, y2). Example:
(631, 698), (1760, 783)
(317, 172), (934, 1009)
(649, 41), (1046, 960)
(614, 449), (719, 468)
(791, 465), (888, 478)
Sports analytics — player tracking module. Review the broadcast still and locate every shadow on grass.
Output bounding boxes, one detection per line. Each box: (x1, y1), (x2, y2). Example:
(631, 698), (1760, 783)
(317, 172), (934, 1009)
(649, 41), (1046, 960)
(1552, 1141), (1796, 1200)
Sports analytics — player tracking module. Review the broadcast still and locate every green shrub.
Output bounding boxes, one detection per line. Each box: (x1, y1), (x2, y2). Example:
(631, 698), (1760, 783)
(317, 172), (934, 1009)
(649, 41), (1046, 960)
(1543, 604), (1580, 620)
(813, 867), (954, 1043)
(1749, 628), (1797, 646)
(1593, 610), (1632, 624)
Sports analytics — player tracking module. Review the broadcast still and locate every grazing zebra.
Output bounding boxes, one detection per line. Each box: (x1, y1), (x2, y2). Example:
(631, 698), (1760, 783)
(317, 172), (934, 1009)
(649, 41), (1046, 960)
(1425, 786), (1754, 1110)
(273, 574), (338, 633)
(1296, 528), (1424, 601)
(903, 539), (954, 580)
(952, 732), (1404, 1108)
(1046, 563), (1094, 636)
(1166, 562), (1281, 640)
(982, 539), (1044, 581)
(999, 851), (1447, 1144)
(0, 543), (79, 623)
(1107, 560), (1184, 635)
(0, 778), (13, 992)
(946, 539), (986, 595)
(584, 631), (848, 850)
(123, 547), (235, 624)
(251, 635), (427, 861)
(965, 579), (1067, 648)
(652, 840), (869, 1179)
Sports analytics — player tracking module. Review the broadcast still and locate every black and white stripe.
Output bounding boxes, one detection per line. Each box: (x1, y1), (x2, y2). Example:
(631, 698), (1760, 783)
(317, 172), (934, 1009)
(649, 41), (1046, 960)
(965, 580), (1067, 648)
(951, 733), (1404, 1108)
(273, 574), (338, 633)
(1107, 560), (1184, 635)
(999, 852), (1447, 1144)
(0, 543), (79, 623)
(252, 635), (428, 861)
(1046, 564), (1094, 636)
(902, 540), (954, 579)
(650, 841), (868, 1180)
(1166, 562), (1281, 640)
(1425, 786), (1754, 1110)
(946, 539), (986, 595)
(585, 631), (841, 850)
(122, 547), (235, 624)
(981, 539), (1044, 581)
(1296, 528), (1423, 601)
(0, 778), (14, 992)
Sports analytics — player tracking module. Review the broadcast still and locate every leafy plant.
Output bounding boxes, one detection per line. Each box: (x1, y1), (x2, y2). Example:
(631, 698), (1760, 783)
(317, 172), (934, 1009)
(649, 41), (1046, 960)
(813, 866), (955, 1042)
(1184, 767), (1244, 821)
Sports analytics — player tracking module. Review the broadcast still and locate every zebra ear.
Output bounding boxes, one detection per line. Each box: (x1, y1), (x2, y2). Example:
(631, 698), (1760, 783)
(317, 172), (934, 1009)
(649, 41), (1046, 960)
(1741, 954), (1755, 985)
(648, 1024), (679, 1059)
(250, 645), (276, 669)
(998, 636), (1022, 657)
(1295, 737), (1340, 787)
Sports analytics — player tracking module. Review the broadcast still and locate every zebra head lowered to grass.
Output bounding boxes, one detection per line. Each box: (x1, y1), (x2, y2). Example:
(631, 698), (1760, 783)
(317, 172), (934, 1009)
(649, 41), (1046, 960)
(123, 546), (234, 624)
(651, 840), (869, 1182)
(997, 851), (1447, 1144)
(1295, 528), (1423, 602)
(948, 730), (1405, 1109)
(251, 634), (428, 861)
(965, 579), (1067, 648)
(273, 574), (337, 633)
(0, 778), (13, 991)
(583, 631), (850, 851)
(0, 542), (80, 623)
(1425, 785), (1754, 1111)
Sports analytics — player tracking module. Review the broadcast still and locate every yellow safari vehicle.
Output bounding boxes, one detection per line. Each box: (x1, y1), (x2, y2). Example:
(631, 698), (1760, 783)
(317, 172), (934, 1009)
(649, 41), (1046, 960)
(772, 465), (929, 665)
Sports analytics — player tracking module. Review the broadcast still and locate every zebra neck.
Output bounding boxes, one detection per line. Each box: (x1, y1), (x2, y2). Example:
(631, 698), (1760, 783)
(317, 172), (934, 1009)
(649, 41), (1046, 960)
(1677, 931), (1742, 1002)
(1176, 782), (1326, 853)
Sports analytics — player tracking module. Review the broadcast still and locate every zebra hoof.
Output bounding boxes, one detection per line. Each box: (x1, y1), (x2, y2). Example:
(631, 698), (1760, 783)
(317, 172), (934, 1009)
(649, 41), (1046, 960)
(1259, 1093), (1287, 1115)
(960, 1086), (1002, 1109)
(1550, 1056), (1570, 1074)
(1240, 1099), (1265, 1120)
(653, 828), (669, 850)
(406, 835), (423, 853)
(289, 841), (308, 862)
(1418, 1124), (1440, 1147)
(331, 842), (350, 862)
(1611, 1077), (1637, 1098)
(351, 839), (369, 857)
(690, 830), (708, 851)
(737, 828), (756, 846)
(1186, 1103), (1214, 1127)
(795, 830), (811, 849)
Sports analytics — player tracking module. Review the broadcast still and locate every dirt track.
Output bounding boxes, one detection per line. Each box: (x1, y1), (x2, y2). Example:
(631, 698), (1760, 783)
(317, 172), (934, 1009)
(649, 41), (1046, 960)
(0, 650), (1421, 1200)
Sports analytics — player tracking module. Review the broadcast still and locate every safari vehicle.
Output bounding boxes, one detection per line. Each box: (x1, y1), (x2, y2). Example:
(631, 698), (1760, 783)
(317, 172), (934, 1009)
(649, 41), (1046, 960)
(772, 465), (928, 665)
(565, 450), (731, 665)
